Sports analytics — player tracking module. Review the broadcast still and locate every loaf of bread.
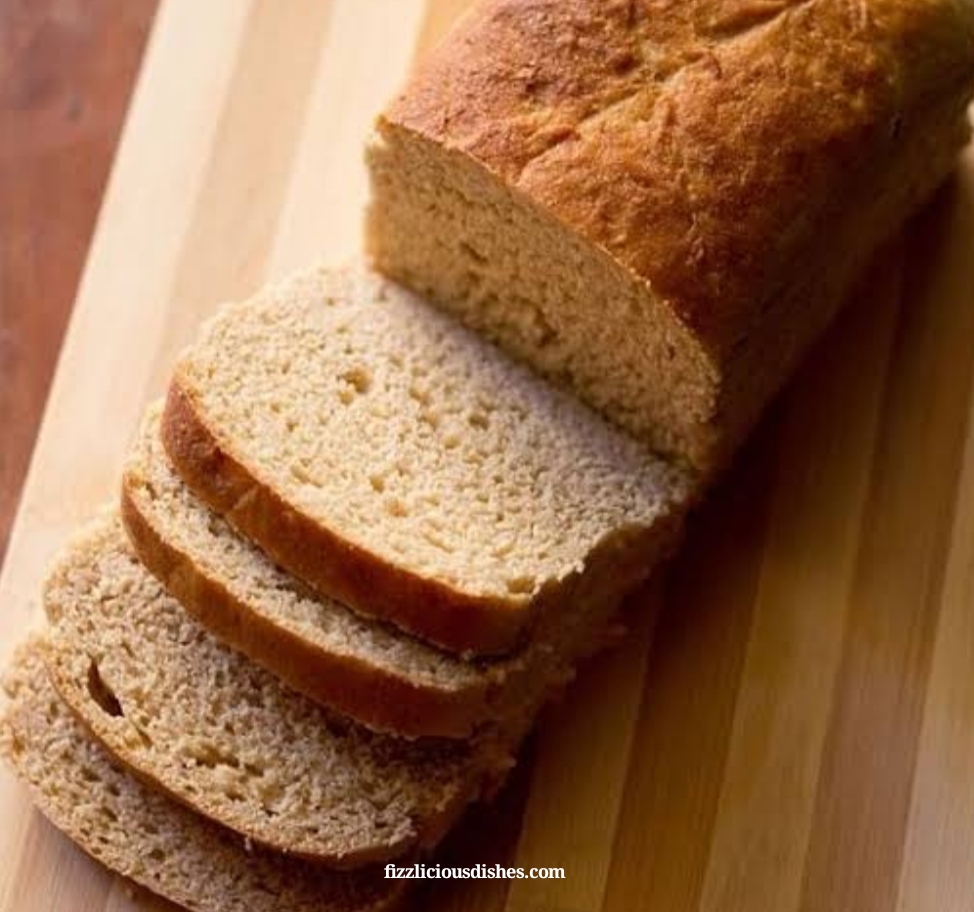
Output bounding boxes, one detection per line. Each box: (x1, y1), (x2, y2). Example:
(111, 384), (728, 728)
(124, 406), (671, 738)
(0, 644), (405, 912)
(8, 4), (973, 907)
(42, 515), (495, 868)
(163, 265), (690, 655)
(368, 0), (974, 474)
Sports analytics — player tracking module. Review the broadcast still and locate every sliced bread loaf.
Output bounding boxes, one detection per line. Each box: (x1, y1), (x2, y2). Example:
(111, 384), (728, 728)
(41, 515), (495, 869)
(367, 0), (974, 475)
(0, 643), (405, 912)
(163, 265), (691, 655)
(123, 406), (681, 738)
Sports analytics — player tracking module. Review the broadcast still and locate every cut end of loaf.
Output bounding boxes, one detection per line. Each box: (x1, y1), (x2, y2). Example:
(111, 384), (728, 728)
(365, 122), (720, 474)
(369, 0), (974, 479)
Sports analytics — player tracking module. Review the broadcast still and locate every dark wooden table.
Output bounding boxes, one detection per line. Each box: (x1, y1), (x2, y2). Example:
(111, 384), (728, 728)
(0, 0), (158, 565)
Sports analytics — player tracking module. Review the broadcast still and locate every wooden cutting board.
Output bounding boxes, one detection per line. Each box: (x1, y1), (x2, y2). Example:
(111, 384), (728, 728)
(2, 2), (973, 910)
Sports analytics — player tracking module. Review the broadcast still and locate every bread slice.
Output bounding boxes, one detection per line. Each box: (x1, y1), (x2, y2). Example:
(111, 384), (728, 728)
(367, 0), (974, 475)
(41, 515), (496, 869)
(123, 406), (682, 738)
(163, 265), (691, 655)
(0, 643), (405, 912)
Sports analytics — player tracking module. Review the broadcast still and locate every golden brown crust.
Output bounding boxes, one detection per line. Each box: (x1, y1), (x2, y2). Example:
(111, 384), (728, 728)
(161, 380), (533, 656)
(119, 479), (496, 740)
(385, 0), (974, 354)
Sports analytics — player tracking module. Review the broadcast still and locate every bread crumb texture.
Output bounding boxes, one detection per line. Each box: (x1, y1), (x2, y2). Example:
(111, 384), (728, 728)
(173, 265), (686, 604)
(41, 515), (484, 866)
(0, 644), (404, 912)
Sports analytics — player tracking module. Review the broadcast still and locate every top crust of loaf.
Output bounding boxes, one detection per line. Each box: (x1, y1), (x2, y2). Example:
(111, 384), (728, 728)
(381, 0), (974, 357)
(164, 266), (690, 654)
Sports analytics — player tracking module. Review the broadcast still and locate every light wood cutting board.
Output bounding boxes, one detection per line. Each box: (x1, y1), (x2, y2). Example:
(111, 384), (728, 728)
(2, 2), (974, 910)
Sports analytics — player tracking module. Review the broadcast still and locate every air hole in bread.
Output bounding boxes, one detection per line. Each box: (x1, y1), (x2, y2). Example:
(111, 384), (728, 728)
(86, 659), (124, 718)
(99, 805), (119, 824)
(341, 366), (372, 395)
(420, 409), (440, 430)
(270, 574), (317, 602)
(423, 530), (454, 553)
(408, 383), (431, 405)
(133, 724), (154, 750)
(187, 740), (242, 771)
(290, 463), (319, 488)
(7, 734), (24, 758)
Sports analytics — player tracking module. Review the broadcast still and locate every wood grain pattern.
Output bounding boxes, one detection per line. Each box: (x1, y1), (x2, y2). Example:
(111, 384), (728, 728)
(0, 0), (157, 565)
(1, 2), (973, 910)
